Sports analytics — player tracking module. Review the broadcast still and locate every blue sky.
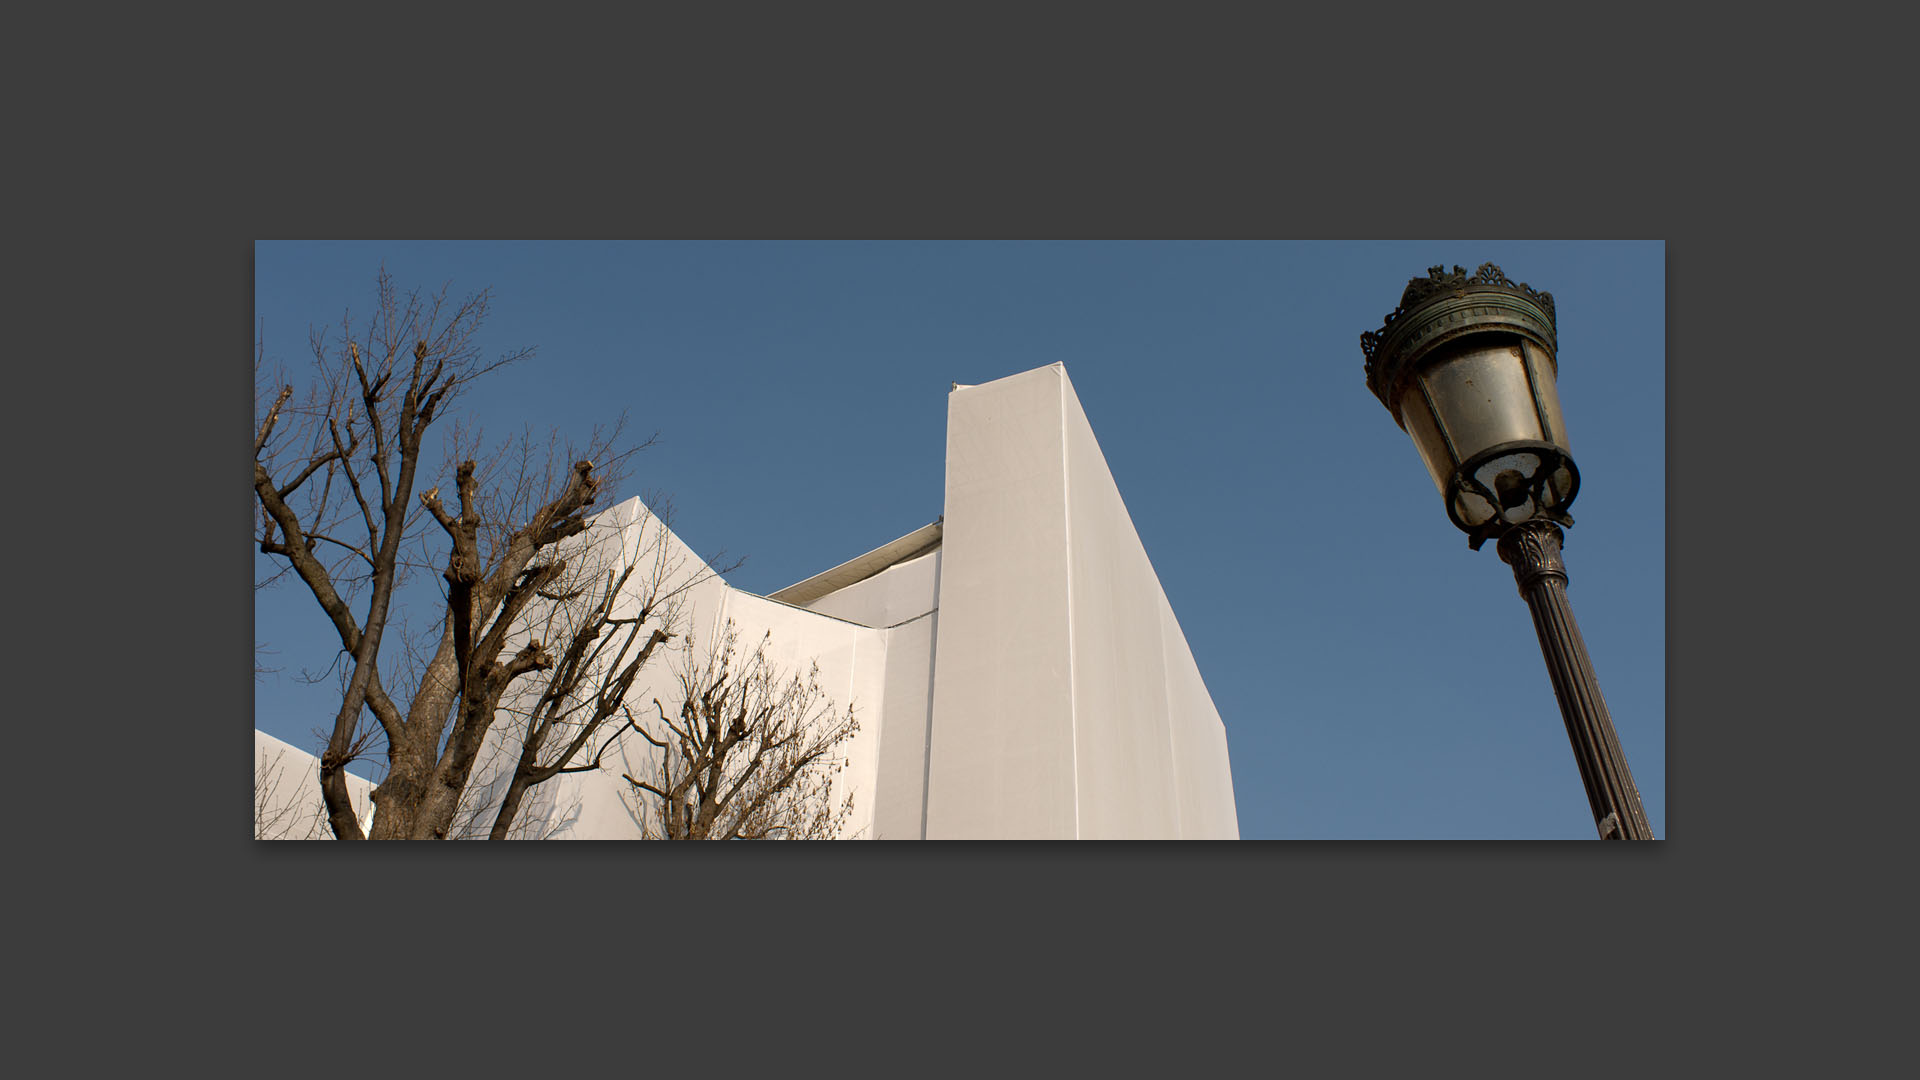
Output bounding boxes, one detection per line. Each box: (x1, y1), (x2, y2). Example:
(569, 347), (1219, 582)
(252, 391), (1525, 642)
(254, 240), (1664, 840)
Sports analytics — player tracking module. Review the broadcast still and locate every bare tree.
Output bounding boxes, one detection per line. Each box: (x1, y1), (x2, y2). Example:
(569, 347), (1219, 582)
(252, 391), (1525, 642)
(620, 621), (860, 840)
(464, 497), (720, 839)
(254, 269), (670, 839)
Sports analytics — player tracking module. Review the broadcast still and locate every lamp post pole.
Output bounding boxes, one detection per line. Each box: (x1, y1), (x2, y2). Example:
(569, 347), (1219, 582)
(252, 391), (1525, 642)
(1496, 521), (1654, 839)
(1362, 263), (1655, 840)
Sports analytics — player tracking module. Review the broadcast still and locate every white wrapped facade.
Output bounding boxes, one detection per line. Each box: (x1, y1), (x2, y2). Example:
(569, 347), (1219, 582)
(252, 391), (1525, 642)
(256, 364), (1238, 839)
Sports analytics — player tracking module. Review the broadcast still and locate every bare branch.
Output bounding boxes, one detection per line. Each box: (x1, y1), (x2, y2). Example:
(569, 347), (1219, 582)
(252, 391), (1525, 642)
(256, 384), (293, 455)
(620, 621), (859, 840)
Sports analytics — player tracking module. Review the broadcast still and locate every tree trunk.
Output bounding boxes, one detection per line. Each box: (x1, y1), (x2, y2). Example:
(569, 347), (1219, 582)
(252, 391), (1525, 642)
(368, 736), (438, 840)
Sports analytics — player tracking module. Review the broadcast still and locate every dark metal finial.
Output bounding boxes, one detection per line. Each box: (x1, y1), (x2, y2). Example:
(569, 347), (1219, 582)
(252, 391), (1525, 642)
(1359, 262), (1559, 413)
(1360, 262), (1557, 368)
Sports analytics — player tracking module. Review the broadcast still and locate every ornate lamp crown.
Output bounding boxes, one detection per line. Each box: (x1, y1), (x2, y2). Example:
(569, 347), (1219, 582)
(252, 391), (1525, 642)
(1360, 262), (1557, 412)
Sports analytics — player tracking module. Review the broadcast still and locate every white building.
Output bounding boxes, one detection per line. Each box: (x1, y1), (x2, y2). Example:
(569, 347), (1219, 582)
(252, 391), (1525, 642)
(257, 364), (1238, 839)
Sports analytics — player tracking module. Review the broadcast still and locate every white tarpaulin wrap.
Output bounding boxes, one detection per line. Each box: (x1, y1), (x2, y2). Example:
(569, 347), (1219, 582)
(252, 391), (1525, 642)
(258, 364), (1235, 839)
(924, 365), (1238, 839)
(254, 730), (376, 840)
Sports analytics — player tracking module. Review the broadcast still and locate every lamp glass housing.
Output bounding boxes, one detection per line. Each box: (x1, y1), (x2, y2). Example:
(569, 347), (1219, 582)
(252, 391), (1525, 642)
(1393, 334), (1576, 536)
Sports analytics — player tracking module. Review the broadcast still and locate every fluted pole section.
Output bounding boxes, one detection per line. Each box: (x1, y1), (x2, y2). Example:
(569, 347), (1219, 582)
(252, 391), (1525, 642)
(1496, 521), (1655, 840)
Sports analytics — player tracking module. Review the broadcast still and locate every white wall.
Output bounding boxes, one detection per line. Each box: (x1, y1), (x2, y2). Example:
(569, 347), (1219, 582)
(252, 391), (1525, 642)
(869, 609), (937, 839)
(707, 590), (890, 838)
(924, 366), (1080, 838)
(802, 549), (940, 629)
(923, 364), (1238, 838)
(254, 730), (376, 840)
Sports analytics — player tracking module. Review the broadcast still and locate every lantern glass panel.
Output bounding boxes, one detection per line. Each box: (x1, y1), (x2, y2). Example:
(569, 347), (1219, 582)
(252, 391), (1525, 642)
(1463, 449), (1557, 526)
(1397, 390), (1454, 496)
(1452, 483), (1498, 527)
(1419, 337), (1544, 462)
(1522, 338), (1571, 451)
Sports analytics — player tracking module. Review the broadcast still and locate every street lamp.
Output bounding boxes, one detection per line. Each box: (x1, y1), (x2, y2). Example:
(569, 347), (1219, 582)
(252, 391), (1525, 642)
(1361, 262), (1655, 840)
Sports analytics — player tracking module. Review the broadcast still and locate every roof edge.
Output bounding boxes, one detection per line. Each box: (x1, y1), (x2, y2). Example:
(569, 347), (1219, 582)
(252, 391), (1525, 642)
(767, 519), (943, 607)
